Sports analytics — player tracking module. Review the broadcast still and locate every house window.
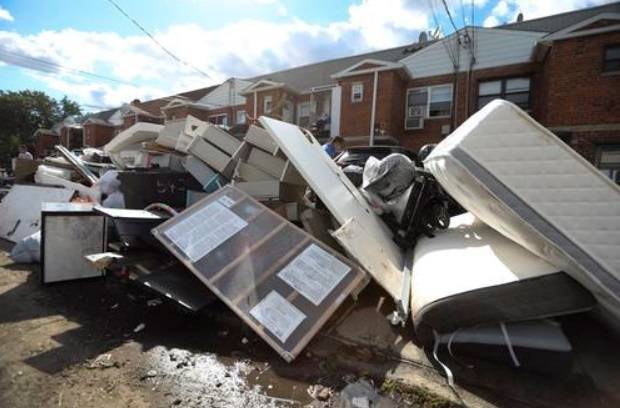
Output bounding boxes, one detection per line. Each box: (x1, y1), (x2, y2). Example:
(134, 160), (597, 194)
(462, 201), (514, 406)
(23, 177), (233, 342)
(429, 85), (452, 117)
(596, 145), (620, 184)
(297, 102), (311, 128)
(263, 96), (272, 114)
(351, 83), (363, 103)
(208, 113), (228, 125)
(404, 84), (453, 130)
(236, 110), (246, 124)
(478, 77), (531, 110)
(603, 44), (620, 72)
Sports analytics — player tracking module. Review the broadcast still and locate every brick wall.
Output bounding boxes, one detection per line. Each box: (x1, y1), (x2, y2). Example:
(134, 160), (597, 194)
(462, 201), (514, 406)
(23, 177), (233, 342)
(338, 74), (374, 139)
(543, 32), (620, 127)
(542, 32), (620, 163)
(83, 123), (115, 147)
(34, 133), (57, 158)
(399, 62), (540, 152)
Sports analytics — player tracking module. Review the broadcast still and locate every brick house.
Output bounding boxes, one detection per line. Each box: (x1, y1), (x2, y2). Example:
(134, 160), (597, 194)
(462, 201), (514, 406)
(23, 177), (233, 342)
(83, 2), (620, 181)
(33, 128), (58, 158)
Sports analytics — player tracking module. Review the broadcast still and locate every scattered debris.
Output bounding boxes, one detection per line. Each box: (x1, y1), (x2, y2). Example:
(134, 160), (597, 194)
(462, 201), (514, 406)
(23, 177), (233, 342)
(2, 101), (618, 404)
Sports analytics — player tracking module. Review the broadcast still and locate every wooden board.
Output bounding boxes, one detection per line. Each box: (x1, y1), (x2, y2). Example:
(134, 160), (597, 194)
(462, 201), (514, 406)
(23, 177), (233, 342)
(152, 186), (366, 362)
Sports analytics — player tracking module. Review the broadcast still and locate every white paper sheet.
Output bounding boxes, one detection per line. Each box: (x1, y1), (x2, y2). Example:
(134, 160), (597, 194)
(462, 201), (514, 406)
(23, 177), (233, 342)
(250, 291), (306, 343)
(218, 195), (237, 208)
(277, 244), (351, 306)
(163, 201), (247, 262)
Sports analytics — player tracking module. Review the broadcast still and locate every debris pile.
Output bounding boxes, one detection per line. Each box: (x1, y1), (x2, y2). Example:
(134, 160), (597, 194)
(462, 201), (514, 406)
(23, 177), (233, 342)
(1, 100), (620, 390)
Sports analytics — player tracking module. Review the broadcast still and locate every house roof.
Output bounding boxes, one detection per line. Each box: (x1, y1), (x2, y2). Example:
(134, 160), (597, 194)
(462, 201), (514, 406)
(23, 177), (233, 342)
(176, 85), (219, 102)
(86, 107), (119, 123)
(245, 43), (428, 93)
(500, 1), (620, 33)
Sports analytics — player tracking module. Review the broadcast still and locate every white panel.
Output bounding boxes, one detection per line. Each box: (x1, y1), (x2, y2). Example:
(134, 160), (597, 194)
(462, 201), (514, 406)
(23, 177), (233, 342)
(197, 79), (252, 108)
(330, 86), (341, 137)
(43, 214), (105, 283)
(259, 116), (405, 303)
(402, 28), (546, 79)
(0, 185), (75, 242)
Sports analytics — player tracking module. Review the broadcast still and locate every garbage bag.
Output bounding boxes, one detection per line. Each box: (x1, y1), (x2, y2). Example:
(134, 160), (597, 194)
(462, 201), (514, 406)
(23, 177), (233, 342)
(342, 164), (364, 187)
(97, 170), (121, 195)
(9, 231), (41, 264)
(362, 154), (416, 201)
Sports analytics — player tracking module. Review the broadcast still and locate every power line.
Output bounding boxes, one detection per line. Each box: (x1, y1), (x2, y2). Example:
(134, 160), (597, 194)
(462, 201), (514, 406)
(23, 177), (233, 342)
(441, 0), (460, 33)
(104, 0), (211, 79)
(0, 48), (137, 86)
(428, 0), (458, 68)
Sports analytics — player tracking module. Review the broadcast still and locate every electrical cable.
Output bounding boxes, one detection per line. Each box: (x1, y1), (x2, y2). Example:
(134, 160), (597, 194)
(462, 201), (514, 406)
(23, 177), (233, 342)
(104, 0), (211, 79)
(0, 48), (137, 86)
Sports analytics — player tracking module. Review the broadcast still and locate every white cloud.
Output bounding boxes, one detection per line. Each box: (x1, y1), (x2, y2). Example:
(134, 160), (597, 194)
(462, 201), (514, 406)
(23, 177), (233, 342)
(277, 5), (288, 17)
(0, 0), (434, 107)
(484, 0), (616, 27)
(483, 15), (500, 27)
(0, 5), (14, 22)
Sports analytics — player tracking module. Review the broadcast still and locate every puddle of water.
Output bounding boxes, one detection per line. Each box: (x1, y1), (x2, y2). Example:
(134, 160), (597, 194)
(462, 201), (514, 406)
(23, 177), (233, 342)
(147, 346), (308, 407)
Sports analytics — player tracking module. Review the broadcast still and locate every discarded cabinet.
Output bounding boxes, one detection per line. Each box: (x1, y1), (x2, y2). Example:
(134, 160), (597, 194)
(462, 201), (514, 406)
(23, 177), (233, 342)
(41, 203), (106, 284)
(152, 186), (366, 362)
(245, 125), (279, 155)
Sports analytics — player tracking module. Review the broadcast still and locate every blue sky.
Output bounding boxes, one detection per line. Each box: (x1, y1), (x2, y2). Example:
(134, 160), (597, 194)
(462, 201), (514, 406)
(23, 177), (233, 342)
(0, 0), (613, 111)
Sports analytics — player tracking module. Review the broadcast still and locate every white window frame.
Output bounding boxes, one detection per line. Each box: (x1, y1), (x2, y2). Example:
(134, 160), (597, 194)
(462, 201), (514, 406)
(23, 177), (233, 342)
(351, 83), (364, 103)
(296, 102), (311, 126)
(404, 83), (453, 130)
(263, 95), (273, 114)
(208, 113), (228, 125)
(236, 110), (246, 124)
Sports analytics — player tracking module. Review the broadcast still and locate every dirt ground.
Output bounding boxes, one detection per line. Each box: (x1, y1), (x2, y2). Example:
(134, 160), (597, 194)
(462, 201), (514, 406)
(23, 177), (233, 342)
(0, 240), (459, 408)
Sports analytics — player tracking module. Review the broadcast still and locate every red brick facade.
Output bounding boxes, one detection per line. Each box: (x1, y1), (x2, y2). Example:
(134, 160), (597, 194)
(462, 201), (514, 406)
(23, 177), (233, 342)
(83, 123), (116, 147)
(34, 131), (58, 158)
(334, 31), (619, 160)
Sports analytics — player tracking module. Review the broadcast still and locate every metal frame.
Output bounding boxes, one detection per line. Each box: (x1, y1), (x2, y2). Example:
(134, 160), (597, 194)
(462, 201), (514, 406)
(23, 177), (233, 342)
(152, 186), (365, 362)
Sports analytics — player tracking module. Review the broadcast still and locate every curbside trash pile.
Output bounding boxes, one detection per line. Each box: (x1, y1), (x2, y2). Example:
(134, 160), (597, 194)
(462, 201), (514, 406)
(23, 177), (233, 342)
(1, 100), (620, 388)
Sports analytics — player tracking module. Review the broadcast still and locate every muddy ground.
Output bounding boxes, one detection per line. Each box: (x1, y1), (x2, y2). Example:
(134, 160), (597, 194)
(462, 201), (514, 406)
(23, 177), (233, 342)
(0, 240), (458, 408)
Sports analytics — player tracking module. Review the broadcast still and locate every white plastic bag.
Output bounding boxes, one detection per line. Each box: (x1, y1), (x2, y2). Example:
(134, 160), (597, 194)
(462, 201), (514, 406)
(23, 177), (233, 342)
(9, 231), (41, 264)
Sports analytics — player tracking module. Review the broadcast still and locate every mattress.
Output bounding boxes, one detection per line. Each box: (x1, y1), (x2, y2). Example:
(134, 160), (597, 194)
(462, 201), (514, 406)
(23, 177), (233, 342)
(425, 99), (620, 322)
(411, 213), (594, 337)
(438, 320), (573, 373)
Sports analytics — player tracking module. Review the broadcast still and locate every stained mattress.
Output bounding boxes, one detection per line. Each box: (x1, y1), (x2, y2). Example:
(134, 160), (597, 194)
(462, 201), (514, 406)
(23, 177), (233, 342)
(424, 99), (620, 322)
(411, 213), (594, 336)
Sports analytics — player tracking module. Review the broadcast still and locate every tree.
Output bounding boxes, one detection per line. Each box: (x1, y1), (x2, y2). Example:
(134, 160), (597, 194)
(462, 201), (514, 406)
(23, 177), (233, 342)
(0, 90), (82, 166)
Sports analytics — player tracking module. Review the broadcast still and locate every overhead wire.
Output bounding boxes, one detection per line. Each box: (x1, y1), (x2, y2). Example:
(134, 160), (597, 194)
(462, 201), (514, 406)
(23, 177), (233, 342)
(441, 0), (460, 34)
(0, 48), (137, 86)
(104, 0), (211, 79)
(427, 0), (458, 68)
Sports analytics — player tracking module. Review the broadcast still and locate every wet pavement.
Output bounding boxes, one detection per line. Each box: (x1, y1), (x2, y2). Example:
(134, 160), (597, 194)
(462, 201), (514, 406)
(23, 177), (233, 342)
(0, 240), (458, 408)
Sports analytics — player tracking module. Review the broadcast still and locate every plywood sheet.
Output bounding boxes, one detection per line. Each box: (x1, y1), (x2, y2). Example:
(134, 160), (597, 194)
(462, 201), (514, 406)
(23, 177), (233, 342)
(152, 186), (365, 362)
(0, 185), (75, 243)
(259, 117), (405, 303)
